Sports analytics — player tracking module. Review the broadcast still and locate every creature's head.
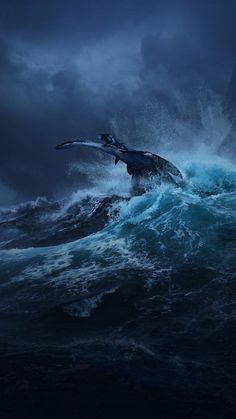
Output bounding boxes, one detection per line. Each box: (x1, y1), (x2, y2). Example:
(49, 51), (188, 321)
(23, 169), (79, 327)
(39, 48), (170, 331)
(98, 134), (128, 152)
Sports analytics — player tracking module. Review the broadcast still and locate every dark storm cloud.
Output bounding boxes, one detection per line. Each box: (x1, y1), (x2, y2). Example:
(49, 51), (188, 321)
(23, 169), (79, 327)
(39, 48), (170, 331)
(0, 0), (163, 45)
(0, 38), (109, 201)
(1, 0), (236, 204)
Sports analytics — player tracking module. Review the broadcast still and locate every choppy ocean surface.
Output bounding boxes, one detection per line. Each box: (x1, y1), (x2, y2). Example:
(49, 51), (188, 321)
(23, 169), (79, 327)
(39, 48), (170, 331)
(0, 158), (236, 418)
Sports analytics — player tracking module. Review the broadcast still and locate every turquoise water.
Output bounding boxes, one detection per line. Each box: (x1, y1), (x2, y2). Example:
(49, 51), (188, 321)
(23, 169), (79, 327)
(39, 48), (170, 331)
(0, 159), (236, 418)
(1, 160), (235, 294)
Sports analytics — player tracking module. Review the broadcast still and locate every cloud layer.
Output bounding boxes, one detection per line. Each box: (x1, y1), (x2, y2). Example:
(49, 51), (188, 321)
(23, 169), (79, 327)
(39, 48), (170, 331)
(1, 0), (236, 203)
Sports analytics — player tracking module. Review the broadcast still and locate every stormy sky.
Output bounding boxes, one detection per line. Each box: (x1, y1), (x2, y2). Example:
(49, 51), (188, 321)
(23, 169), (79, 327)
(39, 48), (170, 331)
(1, 0), (236, 205)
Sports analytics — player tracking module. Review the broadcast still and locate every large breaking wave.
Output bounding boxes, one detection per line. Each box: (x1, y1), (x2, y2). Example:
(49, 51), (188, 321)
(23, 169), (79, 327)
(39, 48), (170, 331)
(1, 91), (236, 418)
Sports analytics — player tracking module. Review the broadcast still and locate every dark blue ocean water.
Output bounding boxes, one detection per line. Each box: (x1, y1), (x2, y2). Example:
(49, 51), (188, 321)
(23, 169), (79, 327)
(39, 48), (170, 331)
(0, 159), (236, 418)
